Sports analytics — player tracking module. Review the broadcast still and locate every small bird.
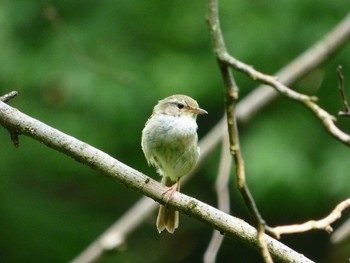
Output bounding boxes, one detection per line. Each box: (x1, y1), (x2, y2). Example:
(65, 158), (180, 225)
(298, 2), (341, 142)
(141, 94), (207, 233)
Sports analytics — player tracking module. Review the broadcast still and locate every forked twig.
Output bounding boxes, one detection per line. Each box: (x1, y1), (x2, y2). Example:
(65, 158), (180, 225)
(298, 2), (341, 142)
(274, 198), (350, 238)
(207, 1), (274, 261)
(71, 7), (350, 263)
(207, 0), (350, 261)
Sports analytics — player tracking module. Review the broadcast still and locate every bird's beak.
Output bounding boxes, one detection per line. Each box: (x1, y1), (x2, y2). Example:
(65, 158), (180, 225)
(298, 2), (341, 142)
(189, 107), (208, 115)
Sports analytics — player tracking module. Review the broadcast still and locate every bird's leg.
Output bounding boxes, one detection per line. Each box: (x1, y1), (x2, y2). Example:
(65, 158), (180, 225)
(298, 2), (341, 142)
(162, 180), (179, 204)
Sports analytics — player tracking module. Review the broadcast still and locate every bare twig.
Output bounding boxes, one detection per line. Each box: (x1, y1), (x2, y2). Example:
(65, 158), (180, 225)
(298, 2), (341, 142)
(337, 65), (350, 117)
(216, 35), (350, 147)
(72, 10), (350, 263)
(207, 0), (274, 262)
(208, 10), (350, 147)
(0, 91), (20, 146)
(274, 198), (350, 238)
(0, 91), (18, 103)
(237, 11), (350, 123)
(0, 100), (313, 263)
(204, 132), (231, 263)
(207, 1), (350, 261)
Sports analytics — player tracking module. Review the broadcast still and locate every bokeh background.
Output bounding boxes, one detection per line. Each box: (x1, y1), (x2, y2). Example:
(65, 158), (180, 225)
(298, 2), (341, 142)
(1, 1), (350, 262)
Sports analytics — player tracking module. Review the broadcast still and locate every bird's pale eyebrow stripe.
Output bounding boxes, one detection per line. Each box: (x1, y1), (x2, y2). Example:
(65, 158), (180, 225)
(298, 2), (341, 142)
(169, 100), (185, 106)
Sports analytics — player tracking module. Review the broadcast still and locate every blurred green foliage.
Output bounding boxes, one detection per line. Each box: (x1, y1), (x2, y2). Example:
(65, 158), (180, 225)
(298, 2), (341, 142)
(1, 0), (350, 262)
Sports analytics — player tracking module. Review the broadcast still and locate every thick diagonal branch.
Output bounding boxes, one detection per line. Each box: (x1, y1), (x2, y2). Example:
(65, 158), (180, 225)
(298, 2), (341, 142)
(65, 9), (350, 263)
(0, 100), (313, 263)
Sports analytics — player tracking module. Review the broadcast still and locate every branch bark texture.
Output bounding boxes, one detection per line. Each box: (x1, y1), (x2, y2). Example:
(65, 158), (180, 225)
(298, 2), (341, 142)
(208, 7), (350, 147)
(72, 7), (350, 263)
(0, 101), (313, 263)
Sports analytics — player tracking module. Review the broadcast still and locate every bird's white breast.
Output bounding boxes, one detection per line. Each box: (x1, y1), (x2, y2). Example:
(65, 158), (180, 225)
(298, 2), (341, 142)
(141, 114), (200, 182)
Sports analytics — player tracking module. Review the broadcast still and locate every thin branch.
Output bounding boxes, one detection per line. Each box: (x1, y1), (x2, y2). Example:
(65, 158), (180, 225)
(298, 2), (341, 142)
(216, 30), (350, 147)
(0, 100), (313, 263)
(273, 198), (350, 237)
(204, 132), (232, 263)
(237, 11), (350, 123)
(207, 0), (274, 262)
(207, 1), (350, 262)
(0, 91), (18, 103)
(0, 91), (20, 146)
(72, 10), (350, 262)
(210, 10), (350, 147)
(337, 65), (350, 117)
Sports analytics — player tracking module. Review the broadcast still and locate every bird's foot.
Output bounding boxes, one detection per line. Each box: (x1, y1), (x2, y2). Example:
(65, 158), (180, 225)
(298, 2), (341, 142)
(162, 183), (178, 204)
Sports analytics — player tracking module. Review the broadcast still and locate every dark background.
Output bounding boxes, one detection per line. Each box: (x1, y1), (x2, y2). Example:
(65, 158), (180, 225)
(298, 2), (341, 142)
(1, 0), (350, 262)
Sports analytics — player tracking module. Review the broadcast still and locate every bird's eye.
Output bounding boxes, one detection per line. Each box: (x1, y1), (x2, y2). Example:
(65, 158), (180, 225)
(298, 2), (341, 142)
(177, 103), (184, 109)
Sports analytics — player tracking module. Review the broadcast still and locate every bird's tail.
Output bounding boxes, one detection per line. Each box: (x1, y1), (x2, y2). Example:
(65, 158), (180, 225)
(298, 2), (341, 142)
(156, 176), (180, 234)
